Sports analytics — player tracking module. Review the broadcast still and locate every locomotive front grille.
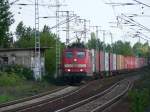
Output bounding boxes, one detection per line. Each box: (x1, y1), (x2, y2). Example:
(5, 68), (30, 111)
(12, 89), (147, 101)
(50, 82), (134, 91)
(64, 64), (86, 68)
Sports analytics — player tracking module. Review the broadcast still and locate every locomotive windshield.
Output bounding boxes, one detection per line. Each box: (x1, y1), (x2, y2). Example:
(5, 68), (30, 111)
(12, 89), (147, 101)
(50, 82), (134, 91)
(66, 52), (73, 58)
(77, 51), (85, 58)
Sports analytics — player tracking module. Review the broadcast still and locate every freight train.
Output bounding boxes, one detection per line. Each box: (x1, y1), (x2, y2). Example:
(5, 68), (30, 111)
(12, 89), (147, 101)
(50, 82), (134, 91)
(61, 43), (147, 82)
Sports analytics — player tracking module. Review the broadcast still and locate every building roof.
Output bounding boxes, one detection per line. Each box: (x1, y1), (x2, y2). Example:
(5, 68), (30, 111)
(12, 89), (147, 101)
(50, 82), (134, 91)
(0, 47), (52, 52)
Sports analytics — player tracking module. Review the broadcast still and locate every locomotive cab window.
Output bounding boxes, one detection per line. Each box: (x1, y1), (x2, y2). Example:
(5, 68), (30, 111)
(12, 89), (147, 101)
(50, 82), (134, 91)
(76, 51), (85, 58)
(66, 52), (73, 58)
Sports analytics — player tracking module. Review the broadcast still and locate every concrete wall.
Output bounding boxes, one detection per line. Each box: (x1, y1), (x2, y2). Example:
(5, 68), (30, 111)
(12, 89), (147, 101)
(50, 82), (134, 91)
(0, 50), (45, 75)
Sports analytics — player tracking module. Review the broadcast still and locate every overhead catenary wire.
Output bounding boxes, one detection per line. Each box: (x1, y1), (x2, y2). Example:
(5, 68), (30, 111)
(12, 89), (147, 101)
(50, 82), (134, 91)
(49, 15), (79, 30)
(129, 28), (150, 41)
(104, 0), (150, 45)
(121, 14), (150, 33)
(12, 3), (67, 7)
(132, 0), (150, 8)
(10, 0), (20, 5)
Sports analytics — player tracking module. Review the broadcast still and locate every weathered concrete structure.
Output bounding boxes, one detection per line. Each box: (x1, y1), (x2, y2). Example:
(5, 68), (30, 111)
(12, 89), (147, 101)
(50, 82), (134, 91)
(0, 48), (48, 75)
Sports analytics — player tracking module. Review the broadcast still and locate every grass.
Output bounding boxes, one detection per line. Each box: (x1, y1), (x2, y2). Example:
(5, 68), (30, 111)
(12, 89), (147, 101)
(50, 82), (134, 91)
(0, 72), (24, 86)
(0, 80), (64, 104)
(0, 65), (65, 104)
(128, 67), (150, 112)
(0, 95), (15, 103)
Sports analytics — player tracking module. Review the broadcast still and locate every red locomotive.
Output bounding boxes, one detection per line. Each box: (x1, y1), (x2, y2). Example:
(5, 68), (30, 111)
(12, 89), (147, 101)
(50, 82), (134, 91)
(61, 42), (147, 82)
(62, 43), (93, 82)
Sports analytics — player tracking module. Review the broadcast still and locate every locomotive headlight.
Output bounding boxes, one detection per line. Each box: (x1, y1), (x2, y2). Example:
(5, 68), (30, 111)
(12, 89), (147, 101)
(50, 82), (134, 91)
(74, 58), (77, 62)
(80, 69), (83, 72)
(67, 69), (71, 72)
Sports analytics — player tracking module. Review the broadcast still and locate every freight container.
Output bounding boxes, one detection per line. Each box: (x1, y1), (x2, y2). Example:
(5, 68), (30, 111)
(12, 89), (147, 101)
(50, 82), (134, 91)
(105, 52), (109, 71)
(120, 55), (125, 70)
(113, 54), (117, 71)
(145, 58), (148, 66)
(109, 53), (113, 71)
(91, 49), (96, 73)
(135, 57), (139, 68)
(140, 58), (147, 67)
(128, 56), (133, 70)
(125, 56), (130, 70)
(124, 57), (127, 70)
(130, 56), (135, 69)
(100, 51), (105, 71)
(129, 56), (133, 69)
(138, 57), (141, 68)
(140, 58), (144, 67)
(95, 50), (100, 73)
(116, 55), (121, 70)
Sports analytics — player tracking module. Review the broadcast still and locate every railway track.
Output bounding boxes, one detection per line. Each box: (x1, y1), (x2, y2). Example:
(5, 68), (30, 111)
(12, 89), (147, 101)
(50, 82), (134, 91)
(55, 76), (138, 112)
(0, 86), (68, 108)
(0, 86), (79, 112)
(0, 77), (118, 112)
(0, 75), (138, 112)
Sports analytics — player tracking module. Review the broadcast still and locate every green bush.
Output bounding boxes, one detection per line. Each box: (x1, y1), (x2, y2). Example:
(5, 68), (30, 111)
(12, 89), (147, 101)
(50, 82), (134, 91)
(0, 72), (24, 86)
(0, 65), (33, 80)
(128, 89), (150, 112)
(0, 95), (14, 103)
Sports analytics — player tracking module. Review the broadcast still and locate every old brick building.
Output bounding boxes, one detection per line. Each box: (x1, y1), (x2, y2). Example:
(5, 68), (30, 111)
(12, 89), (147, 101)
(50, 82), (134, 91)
(0, 48), (48, 75)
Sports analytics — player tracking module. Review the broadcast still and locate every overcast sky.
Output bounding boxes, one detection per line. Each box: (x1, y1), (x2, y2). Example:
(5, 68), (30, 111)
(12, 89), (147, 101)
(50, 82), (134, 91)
(9, 0), (150, 45)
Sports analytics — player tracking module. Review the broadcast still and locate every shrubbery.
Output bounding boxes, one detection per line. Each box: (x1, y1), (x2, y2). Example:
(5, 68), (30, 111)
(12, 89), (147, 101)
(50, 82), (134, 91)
(128, 67), (150, 112)
(128, 89), (150, 112)
(0, 65), (33, 80)
(0, 72), (24, 86)
(0, 65), (34, 86)
(0, 95), (14, 103)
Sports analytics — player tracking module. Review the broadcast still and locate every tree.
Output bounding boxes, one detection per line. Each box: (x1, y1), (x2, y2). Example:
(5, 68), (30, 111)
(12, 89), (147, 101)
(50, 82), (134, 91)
(16, 21), (33, 40)
(141, 42), (149, 57)
(14, 24), (64, 77)
(0, 0), (14, 48)
(87, 32), (97, 49)
(42, 25), (50, 33)
(15, 21), (26, 39)
(133, 42), (143, 57)
(87, 32), (105, 50)
(105, 44), (112, 52)
(112, 41), (133, 56)
(14, 22), (35, 48)
(133, 42), (150, 57)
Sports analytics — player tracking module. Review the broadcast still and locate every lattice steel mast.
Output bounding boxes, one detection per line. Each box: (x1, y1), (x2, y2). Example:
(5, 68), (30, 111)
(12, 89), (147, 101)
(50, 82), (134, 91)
(66, 11), (70, 45)
(55, 0), (60, 78)
(90, 26), (101, 50)
(34, 0), (41, 80)
(83, 19), (87, 42)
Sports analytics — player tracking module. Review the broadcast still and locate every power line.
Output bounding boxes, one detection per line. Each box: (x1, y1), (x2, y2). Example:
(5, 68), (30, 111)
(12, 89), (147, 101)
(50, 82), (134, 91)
(49, 15), (79, 30)
(132, 0), (150, 8)
(10, 0), (20, 5)
(105, 2), (139, 6)
(12, 3), (67, 7)
(121, 14), (150, 32)
(125, 14), (150, 18)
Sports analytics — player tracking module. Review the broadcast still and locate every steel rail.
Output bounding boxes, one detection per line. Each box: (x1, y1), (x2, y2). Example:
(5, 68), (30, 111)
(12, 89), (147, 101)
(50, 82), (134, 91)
(55, 79), (129, 112)
(0, 86), (80, 112)
(0, 86), (67, 108)
(91, 80), (130, 112)
(1, 81), (93, 112)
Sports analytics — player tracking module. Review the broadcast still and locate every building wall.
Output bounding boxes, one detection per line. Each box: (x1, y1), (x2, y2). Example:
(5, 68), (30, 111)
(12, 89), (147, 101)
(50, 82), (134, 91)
(0, 50), (45, 75)
(0, 50), (34, 67)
